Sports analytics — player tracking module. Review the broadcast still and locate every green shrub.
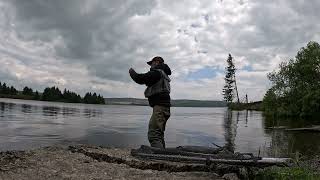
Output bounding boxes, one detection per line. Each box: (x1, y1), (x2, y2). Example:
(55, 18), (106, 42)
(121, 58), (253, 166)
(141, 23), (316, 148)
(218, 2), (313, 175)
(255, 167), (320, 180)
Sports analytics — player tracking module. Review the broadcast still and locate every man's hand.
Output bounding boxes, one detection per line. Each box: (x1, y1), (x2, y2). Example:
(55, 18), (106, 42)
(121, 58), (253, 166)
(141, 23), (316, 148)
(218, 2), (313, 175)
(129, 68), (135, 75)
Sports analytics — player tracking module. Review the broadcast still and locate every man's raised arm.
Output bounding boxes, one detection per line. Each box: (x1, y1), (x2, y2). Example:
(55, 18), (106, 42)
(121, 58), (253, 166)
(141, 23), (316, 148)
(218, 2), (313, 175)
(129, 68), (161, 86)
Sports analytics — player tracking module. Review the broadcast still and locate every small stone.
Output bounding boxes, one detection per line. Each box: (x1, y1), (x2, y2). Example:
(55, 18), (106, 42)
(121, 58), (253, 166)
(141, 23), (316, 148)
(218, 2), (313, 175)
(222, 173), (240, 180)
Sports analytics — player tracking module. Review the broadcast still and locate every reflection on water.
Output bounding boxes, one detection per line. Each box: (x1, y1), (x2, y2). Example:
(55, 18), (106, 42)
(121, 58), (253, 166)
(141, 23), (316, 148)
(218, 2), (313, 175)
(21, 104), (32, 114)
(83, 108), (103, 118)
(42, 106), (60, 116)
(223, 110), (238, 152)
(263, 116), (320, 157)
(0, 98), (319, 157)
(61, 107), (80, 116)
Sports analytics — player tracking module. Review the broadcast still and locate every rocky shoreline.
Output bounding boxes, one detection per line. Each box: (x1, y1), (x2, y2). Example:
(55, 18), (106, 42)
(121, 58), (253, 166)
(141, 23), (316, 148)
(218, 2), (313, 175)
(0, 145), (259, 180)
(1, 144), (317, 180)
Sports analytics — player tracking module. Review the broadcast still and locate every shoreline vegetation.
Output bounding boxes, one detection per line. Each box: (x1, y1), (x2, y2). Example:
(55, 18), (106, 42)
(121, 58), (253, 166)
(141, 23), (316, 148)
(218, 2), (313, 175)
(0, 83), (105, 105)
(228, 101), (263, 111)
(262, 41), (320, 118)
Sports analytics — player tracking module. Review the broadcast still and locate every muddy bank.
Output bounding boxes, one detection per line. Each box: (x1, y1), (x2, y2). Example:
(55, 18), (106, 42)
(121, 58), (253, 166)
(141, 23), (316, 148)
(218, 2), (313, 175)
(0, 145), (228, 180)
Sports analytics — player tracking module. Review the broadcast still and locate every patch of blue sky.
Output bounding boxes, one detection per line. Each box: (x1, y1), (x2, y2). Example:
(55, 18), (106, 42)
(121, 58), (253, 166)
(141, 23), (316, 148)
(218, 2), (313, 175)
(186, 67), (223, 80)
(242, 65), (253, 72)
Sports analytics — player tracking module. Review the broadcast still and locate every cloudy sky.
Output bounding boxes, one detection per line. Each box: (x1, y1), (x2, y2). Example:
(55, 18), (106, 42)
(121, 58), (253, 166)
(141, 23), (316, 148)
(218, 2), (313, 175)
(0, 0), (319, 101)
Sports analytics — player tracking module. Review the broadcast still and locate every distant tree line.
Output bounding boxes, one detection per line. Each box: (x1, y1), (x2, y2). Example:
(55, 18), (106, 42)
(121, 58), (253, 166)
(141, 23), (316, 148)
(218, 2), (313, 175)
(263, 41), (320, 117)
(83, 92), (105, 104)
(0, 83), (105, 104)
(0, 82), (18, 95)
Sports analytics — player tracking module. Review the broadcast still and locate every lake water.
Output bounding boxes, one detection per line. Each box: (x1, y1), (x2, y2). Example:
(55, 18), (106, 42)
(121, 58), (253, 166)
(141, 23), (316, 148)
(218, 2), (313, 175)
(1, 98), (320, 157)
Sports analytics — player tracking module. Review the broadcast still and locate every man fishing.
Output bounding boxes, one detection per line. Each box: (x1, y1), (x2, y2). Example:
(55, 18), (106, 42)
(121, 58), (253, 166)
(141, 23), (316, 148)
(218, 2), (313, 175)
(129, 56), (171, 149)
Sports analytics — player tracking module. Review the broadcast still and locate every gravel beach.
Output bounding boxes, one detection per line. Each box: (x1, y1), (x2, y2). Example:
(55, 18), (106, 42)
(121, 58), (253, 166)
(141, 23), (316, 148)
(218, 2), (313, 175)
(0, 145), (223, 180)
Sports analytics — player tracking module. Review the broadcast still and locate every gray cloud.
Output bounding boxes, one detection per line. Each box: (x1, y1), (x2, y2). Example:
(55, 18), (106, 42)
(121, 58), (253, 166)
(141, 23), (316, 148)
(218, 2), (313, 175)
(7, 0), (156, 81)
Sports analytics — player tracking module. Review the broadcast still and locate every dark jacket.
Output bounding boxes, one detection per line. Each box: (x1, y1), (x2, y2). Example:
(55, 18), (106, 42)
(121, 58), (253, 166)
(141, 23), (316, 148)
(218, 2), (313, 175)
(129, 63), (171, 107)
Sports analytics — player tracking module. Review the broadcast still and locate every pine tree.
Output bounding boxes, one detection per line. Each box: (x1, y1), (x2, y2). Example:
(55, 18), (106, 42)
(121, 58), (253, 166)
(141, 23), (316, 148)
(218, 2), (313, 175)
(34, 91), (40, 100)
(10, 86), (17, 95)
(222, 54), (239, 103)
(22, 86), (33, 96)
(2, 83), (10, 94)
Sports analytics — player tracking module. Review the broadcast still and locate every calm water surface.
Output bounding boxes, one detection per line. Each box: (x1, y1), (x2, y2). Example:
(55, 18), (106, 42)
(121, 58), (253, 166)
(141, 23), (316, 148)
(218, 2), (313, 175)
(1, 98), (320, 157)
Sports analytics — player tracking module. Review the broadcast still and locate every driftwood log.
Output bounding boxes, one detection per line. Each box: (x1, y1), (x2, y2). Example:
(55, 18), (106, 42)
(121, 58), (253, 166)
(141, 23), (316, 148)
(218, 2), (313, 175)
(133, 145), (257, 160)
(132, 152), (291, 166)
(131, 145), (291, 167)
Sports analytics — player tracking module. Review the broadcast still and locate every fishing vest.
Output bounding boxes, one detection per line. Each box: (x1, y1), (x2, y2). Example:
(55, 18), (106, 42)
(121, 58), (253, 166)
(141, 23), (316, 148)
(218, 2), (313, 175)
(144, 69), (171, 98)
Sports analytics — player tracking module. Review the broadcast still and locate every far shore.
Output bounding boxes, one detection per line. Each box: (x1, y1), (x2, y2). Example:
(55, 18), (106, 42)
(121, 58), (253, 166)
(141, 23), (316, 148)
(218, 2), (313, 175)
(0, 96), (228, 108)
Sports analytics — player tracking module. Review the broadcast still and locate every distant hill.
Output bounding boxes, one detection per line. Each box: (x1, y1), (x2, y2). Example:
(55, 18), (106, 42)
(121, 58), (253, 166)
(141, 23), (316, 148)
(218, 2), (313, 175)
(105, 98), (148, 105)
(172, 99), (226, 107)
(105, 98), (227, 107)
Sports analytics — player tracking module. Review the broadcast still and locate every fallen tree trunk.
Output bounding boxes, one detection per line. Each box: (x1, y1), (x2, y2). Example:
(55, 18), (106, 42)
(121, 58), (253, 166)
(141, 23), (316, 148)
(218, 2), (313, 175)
(176, 145), (223, 154)
(133, 145), (242, 160)
(132, 152), (292, 167)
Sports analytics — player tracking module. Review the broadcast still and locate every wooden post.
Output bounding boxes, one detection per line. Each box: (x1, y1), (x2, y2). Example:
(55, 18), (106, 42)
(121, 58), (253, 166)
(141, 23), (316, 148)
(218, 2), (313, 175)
(246, 94), (248, 104)
(233, 73), (240, 103)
